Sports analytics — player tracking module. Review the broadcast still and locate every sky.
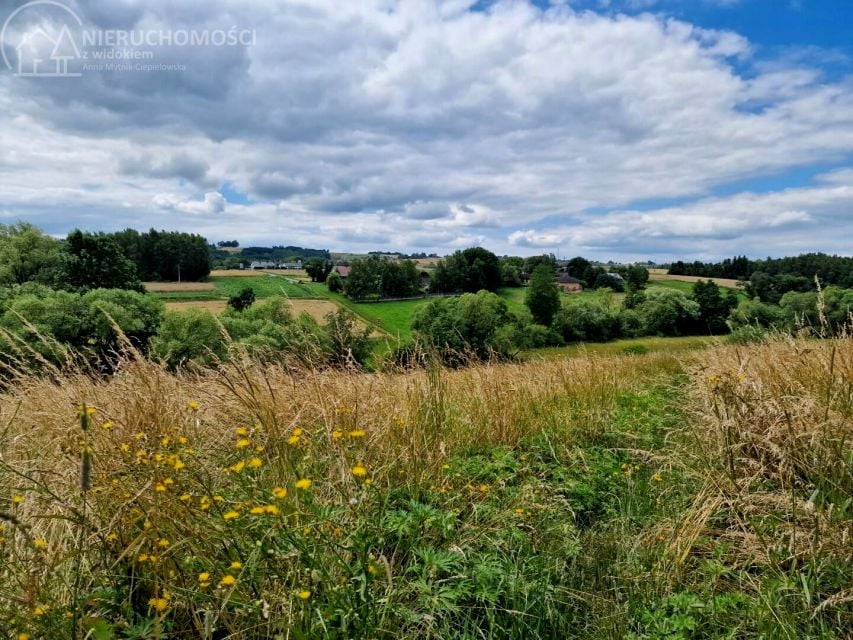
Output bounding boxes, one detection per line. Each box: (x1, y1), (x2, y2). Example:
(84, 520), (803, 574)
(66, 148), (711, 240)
(0, 0), (851, 261)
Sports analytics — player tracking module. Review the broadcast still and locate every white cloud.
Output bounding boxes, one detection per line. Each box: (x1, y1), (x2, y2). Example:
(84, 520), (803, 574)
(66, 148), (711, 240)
(0, 0), (851, 258)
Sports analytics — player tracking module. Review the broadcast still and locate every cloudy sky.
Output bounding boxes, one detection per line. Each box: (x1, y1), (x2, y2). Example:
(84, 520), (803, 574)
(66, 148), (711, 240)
(0, 0), (851, 260)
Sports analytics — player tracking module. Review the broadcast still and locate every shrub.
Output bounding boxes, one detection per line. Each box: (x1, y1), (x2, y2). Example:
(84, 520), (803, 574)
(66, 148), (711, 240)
(327, 271), (344, 293)
(149, 308), (227, 368)
(552, 294), (621, 343)
(227, 286), (256, 312)
(634, 289), (700, 336)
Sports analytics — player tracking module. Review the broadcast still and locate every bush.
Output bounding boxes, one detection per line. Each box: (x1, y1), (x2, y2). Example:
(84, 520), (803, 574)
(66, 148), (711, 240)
(227, 286), (256, 312)
(634, 289), (700, 336)
(412, 291), (513, 363)
(149, 309), (227, 368)
(327, 271), (344, 293)
(553, 294), (621, 343)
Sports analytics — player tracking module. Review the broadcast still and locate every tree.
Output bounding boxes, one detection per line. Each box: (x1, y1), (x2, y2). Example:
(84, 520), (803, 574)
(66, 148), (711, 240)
(412, 291), (512, 362)
(431, 247), (502, 293)
(326, 271), (344, 293)
(525, 265), (561, 326)
(228, 287), (256, 312)
(305, 258), (333, 283)
(0, 222), (61, 286)
(323, 309), (373, 367)
(691, 280), (736, 334)
(634, 289), (700, 336)
(501, 261), (522, 287)
(56, 230), (143, 292)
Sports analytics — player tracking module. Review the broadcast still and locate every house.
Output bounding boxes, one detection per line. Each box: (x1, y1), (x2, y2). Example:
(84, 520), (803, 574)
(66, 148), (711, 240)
(281, 260), (303, 270)
(250, 260), (278, 269)
(335, 265), (351, 278)
(556, 274), (583, 292)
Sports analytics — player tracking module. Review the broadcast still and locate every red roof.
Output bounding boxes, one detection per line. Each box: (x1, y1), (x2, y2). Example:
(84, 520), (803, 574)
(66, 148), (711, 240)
(336, 266), (351, 277)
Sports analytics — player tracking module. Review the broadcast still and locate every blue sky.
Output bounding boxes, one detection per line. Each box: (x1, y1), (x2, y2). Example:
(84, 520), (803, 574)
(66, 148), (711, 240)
(1, 0), (852, 260)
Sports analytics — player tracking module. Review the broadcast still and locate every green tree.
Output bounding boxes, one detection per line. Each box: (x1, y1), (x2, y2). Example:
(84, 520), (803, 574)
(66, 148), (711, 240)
(228, 286), (256, 312)
(150, 309), (228, 368)
(691, 280), (736, 334)
(635, 289), (700, 336)
(305, 258), (333, 283)
(0, 222), (61, 286)
(525, 265), (561, 326)
(501, 261), (522, 287)
(323, 309), (373, 366)
(326, 271), (344, 293)
(431, 247), (501, 293)
(56, 230), (143, 292)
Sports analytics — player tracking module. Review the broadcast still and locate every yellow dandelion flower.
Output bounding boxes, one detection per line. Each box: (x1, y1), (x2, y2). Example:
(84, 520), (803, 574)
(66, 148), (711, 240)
(138, 553), (149, 562)
(652, 473), (664, 483)
(297, 590), (311, 600)
(229, 561), (242, 570)
(292, 428), (303, 437)
(478, 484), (490, 493)
(33, 538), (48, 550)
(198, 572), (211, 582)
(249, 506), (266, 515)
(331, 430), (343, 440)
(229, 461), (246, 473)
(219, 575), (236, 586)
(295, 479), (312, 490)
(154, 483), (167, 493)
(106, 532), (118, 542)
(12, 495), (24, 504)
(120, 443), (131, 452)
(213, 495), (224, 502)
(287, 435), (300, 445)
(272, 487), (287, 499)
(177, 436), (189, 445)
(173, 459), (186, 471)
(348, 429), (366, 438)
(351, 464), (368, 477)
(102, 421), (114, 430)
(157, 538), (170, 548)
(187, 401), (199, 411)
(223, 511), (240, 521)
(247, 457), (263, 468)
(33, 606), (46, 616)
(148, 596), (169, 612)
(17, 633), (30, 640)
(364, 478), (374, 486)
(235, 438), (251, 449)
(235, 426), (249, 436)
(264, 505), (280, 515)
(160, 436), (171, 447)
(163, 478), (174, 486)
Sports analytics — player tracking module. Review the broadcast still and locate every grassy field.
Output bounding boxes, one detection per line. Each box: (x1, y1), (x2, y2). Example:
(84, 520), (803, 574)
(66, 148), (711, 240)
(1, 335), (850, 638)
(149, 275), (320, 302)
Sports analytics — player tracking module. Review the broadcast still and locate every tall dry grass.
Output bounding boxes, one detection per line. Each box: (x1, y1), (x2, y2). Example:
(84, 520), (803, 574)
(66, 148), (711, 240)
(0, 349), (679, 638)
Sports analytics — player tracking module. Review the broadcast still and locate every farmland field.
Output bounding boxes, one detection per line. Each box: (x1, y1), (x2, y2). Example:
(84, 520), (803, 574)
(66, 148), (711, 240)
(150, 275), (320, 302)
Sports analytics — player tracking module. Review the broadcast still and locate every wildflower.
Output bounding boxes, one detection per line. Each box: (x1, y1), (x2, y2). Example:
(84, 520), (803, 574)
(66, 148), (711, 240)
(514, 508), (525, 515)
(247, 457), (263, 469)
(229, 460), (246, 473)
(297, 590), (311, 600)
(102, 421), (114, 430)
(348, 430), (366, 438)
(652, 473), (664, 483)
(33, 538), (48, 550)
(331, 430), (343, 440)
(292, 428), (303, 437)
(220, 575), (236, 586)
(187, 401), (199, 411)
(198, 572), (211, 582)
(235, 426), (249, 436)
(106, 532), (118, 542)
(272, 487), (287, 499)
(213, 495), (224, 502)
(352, 464), (368, 477)
(157, 538), (170, 548)
(163, 478), (174, 486)
(287, 435), (300, 445)
(154, 483), (167, 493)
(478, 484), (490, 493)
(295, 479), (312, 490)
(177, 436), (189, 445)
(264, 505), (280, 515)
(173, 458), (186, 471)
(138, 553), (149, 562)
(441, 464), (450, 470)
(33, 607), (46, 616)
(12, 495), (24, 505)
(160, 436), (171, 447)
(235, 438), (251, 449)
(17, 633), (30, 640)
(148, 596), (169, 612)
(223, 511), (240, 521)
(249, 506), (266, 515)
(120, 443), (131, 452)
(230, 561), (242, 570)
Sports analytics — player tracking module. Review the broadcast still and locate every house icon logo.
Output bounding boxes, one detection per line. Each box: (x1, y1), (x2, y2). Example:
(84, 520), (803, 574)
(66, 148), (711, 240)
(2, 1), (83, 77)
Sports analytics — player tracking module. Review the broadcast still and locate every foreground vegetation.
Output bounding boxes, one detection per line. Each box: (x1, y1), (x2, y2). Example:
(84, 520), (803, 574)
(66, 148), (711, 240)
(1, 331), (851, 638)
